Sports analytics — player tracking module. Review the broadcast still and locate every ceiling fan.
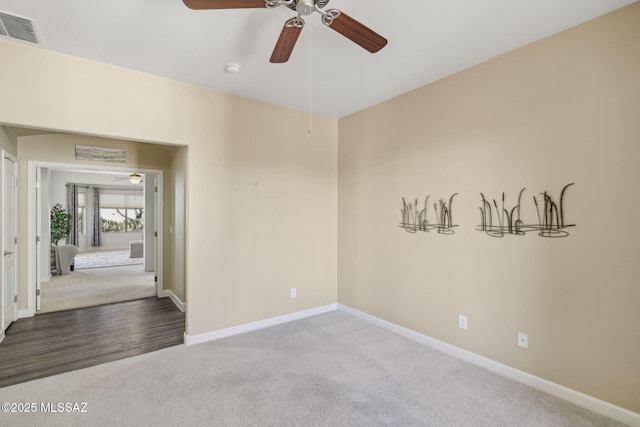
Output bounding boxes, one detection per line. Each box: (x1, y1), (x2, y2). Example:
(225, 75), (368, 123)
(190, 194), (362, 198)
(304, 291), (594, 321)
(183, 0), (388, 63)
(114, 173), (144, 185)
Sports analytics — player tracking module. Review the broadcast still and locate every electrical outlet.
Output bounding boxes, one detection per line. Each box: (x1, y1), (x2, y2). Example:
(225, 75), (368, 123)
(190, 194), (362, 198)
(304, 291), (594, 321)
(518, 332), (528, 348)
(290, 288), (297, 299)
(458, 315), (468, 330)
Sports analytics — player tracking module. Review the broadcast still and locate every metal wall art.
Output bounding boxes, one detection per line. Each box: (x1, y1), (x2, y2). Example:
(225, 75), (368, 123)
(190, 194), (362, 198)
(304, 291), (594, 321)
(400, 194), (458, 234)
(399, 184), (576, 238)
(478, 183), (575, 238)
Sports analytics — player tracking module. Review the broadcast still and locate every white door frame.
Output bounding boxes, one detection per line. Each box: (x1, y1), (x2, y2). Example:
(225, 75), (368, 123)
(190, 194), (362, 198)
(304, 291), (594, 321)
(1, 151), (18, 339)
(35, 166), (43, 311)
(26, 161), (164, 317)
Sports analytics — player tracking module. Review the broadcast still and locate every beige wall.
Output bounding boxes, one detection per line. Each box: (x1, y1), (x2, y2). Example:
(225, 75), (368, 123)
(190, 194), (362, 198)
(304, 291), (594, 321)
(16, 134), (179, 297)
(0, 126), (17, 156)
(185, 97), (338, 334)
(0, 38), (338, 336)
(338, 4), (640, 413)
(169, 146), (187, 302)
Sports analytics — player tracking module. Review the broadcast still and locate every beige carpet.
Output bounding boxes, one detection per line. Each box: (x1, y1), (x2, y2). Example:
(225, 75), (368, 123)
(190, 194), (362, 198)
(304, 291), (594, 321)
(73, 249), (144, 270)
(0, 311), (626, 426)
(40, 264), (155, 313)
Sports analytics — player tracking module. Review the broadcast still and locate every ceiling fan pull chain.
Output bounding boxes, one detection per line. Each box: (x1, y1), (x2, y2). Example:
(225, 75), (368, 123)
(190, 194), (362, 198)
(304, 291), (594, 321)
(308, 16), (313, 135)
(321, 9), (340, 27)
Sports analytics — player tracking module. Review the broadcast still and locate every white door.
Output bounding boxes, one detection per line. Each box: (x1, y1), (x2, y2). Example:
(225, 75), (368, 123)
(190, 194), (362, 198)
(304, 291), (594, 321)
(2, 152), (18, 331)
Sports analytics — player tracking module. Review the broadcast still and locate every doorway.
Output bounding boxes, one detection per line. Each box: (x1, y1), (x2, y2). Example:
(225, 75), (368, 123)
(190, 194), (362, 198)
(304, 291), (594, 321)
(27, 163), (164, 315)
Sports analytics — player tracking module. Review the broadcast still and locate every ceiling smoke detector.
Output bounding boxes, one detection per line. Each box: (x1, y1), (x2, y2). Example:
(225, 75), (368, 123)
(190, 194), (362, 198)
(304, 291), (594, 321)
(224, 63), (242, 74)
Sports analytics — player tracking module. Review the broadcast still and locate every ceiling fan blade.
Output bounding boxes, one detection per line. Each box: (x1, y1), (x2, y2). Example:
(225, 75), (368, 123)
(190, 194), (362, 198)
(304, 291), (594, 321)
(324, 10), (387, 53)
(270, 18), (305, 63)
(183, 0), (266, 10)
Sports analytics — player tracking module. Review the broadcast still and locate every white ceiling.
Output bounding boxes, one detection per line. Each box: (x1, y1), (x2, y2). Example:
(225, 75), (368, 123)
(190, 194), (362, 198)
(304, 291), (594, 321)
(0, 0), (635, 118)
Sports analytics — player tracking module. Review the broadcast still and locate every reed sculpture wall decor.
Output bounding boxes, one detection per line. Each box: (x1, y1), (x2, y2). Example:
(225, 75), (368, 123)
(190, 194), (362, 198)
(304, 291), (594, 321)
(400, 194), (458, 235)
(477, 183), (575, 238)
(399, 184), (575, 238)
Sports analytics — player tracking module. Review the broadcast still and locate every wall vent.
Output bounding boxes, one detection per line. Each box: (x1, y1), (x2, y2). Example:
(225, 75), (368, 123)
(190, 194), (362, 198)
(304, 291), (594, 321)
(0, 11), (40, 44)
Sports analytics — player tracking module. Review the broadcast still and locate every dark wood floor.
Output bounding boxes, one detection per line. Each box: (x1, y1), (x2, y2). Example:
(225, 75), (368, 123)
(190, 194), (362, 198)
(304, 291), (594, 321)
(0, 297), (185, 388)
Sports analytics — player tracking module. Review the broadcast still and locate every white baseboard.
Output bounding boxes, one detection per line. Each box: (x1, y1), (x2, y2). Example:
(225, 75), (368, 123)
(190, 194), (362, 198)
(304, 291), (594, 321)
(337, 304), (639, 427)
(18, 309), (31, 319)
(159, 290), (185, 312)
(184, 303), (338, 346)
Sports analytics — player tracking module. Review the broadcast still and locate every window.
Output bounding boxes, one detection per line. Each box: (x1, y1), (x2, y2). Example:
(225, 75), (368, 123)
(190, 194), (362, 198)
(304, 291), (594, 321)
(100, 208), (144, 232)
(78, 191), (86, 235)
(99, 189), (144, 233)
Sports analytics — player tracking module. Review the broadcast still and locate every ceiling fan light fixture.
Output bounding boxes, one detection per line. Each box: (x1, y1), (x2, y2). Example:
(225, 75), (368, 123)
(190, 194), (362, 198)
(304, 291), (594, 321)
(129, 173), (143, 185)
